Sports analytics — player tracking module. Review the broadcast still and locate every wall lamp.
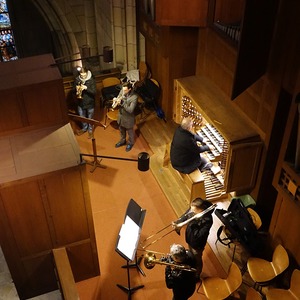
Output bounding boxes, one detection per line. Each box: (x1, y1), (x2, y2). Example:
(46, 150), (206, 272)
(51, 46), (113, 66)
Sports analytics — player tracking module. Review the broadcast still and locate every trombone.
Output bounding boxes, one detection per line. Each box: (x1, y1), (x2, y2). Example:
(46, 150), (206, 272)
(140, 204), (217, 249)
(143, 250), (197, 272)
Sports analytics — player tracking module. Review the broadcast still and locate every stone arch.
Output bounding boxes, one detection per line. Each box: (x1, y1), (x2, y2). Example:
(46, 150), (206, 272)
(31, 0), (82, 74)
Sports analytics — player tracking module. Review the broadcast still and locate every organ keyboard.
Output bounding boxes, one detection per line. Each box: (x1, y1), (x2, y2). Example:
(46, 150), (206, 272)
(174, 76), (262, 200)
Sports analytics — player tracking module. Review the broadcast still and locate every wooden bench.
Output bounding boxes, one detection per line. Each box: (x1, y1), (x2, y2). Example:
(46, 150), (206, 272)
(52, 247), (80, 300)
(163, 143), (206, 202)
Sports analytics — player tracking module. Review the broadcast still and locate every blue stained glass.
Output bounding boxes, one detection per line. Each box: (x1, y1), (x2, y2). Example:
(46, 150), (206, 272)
(0, 0), (18, 62)
(0, 13), (10, 29)
(0, 0), (7, 13)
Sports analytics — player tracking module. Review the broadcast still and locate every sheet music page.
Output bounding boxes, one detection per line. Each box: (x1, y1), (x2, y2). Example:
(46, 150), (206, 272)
(117, 215), (140, 261)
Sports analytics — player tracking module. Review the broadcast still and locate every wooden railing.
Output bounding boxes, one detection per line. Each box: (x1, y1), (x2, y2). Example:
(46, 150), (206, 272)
(63, 67), (121, 90)
(52, 247), (80, 300)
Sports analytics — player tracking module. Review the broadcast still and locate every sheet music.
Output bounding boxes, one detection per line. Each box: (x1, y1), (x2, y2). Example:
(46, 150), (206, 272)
(117, 215), (140, 261)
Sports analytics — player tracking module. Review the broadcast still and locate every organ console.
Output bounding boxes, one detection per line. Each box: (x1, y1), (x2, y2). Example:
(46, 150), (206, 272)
(173, 76), (263, 200)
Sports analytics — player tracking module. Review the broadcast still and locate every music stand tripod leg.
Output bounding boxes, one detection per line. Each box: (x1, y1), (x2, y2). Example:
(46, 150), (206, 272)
(117, 260), (144, 300)
(85, 138), (106, 172)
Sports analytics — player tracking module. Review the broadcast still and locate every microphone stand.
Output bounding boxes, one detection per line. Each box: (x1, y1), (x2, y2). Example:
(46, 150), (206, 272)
(68, 113), (150, 173)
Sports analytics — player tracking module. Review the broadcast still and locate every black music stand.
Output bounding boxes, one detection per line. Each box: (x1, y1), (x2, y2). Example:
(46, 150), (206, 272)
(69, 113), (106, 172)
(115, 199), (146, 299)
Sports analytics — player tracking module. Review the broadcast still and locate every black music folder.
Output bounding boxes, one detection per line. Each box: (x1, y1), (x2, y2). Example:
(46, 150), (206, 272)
(115, 199), (146, 261)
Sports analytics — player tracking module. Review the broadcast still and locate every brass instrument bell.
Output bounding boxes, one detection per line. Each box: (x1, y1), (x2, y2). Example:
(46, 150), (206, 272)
(144, 252), (156, 269)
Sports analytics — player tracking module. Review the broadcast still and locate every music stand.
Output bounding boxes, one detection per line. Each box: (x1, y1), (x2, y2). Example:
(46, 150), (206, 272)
(68, 113), (106, 172)
(115, 199), (146, 299)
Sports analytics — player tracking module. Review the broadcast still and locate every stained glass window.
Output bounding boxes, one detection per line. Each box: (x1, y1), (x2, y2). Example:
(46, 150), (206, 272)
(0, 0), (18, 62)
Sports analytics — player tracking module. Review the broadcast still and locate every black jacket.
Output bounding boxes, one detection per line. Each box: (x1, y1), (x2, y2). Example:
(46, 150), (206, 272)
(165, 251), (196, 300)
(170, 126), (210, 174)
(73, 71), (96, 110)
(185, 214), (213, 250)
(176, 208), (213, 251)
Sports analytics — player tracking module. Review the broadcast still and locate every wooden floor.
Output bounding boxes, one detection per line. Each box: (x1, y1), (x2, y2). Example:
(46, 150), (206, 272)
(137, 112), (189, 215)
(72, 104), (255, 299)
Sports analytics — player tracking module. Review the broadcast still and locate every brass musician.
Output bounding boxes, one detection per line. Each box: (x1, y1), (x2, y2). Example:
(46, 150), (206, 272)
(140, 202), (216, 249)
(114, 82), (138, 152)
(164, 244), (197, 300)
(73, 66), (96, 139)
(173, 198), (215, 279)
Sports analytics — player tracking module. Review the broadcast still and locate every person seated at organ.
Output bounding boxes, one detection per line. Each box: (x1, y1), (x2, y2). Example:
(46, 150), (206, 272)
(170, 116), (214, 173)
(164, 243), (197, 300)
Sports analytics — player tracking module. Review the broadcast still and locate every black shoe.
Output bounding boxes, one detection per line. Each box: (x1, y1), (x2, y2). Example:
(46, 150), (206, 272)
(126, 144), (133, 152)
(115, 141), (126, 148)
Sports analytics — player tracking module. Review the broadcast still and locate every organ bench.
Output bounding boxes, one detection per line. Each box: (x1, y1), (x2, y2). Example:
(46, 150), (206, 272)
(163, 142), (206, 202)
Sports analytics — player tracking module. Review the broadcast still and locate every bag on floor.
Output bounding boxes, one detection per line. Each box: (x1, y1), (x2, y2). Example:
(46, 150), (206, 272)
(215, 198), (264, 256)
(135, 78), (161, 106)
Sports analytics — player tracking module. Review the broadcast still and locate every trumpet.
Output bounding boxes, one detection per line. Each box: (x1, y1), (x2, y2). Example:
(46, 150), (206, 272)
(111, 97), (120, 109)
(143, 251), (197, 272)
(76, 82), (85, 99)
(112, 92), (124, 109)
(140, 204), (217, 249)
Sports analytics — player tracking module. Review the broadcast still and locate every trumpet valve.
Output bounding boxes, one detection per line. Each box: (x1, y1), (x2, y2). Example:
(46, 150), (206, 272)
(76, 84), (84, 99)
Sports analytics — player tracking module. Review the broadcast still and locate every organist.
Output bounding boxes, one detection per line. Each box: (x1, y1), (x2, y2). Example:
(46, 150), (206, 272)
(170, 116), (214, 174)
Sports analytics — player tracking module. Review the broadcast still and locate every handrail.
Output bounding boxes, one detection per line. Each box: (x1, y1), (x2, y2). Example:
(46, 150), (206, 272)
(52, 247), (80, 300)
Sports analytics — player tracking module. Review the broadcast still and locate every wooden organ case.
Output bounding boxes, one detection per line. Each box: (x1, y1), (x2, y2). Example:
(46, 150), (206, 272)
(174, 76), (262, 199)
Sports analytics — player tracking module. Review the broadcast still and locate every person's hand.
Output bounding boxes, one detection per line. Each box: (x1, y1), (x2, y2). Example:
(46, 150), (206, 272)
(203, 137), (209, 144)
(208, 144), (215, 151)
(171, 221), (178, 228)
(81, 84), (87, 90)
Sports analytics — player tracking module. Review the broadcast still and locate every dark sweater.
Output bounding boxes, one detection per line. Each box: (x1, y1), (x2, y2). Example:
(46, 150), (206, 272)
(170, 126), (210, 174)
(165, 250), (197, 299)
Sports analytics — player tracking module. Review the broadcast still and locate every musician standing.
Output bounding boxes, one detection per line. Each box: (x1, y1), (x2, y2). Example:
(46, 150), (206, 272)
(73, 67), (96, 139)
(114, 82), (138, 152)
(164, 244), (197, 300)
(173, 198), (214, 279)
(170, 116), (214, 173)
